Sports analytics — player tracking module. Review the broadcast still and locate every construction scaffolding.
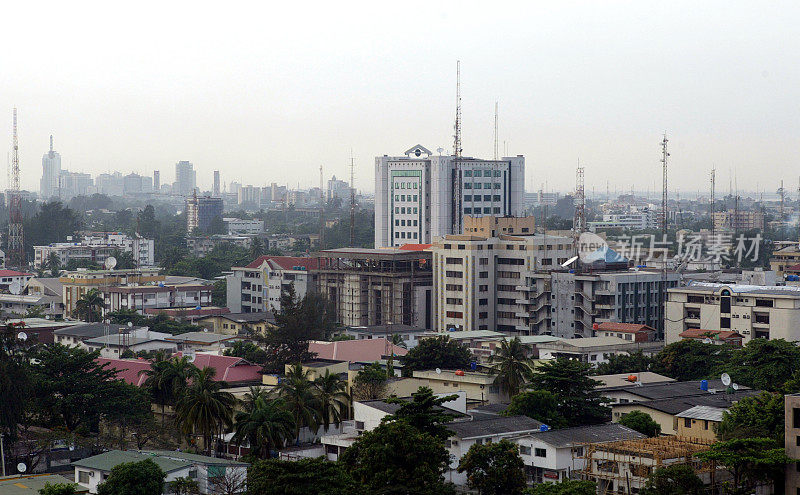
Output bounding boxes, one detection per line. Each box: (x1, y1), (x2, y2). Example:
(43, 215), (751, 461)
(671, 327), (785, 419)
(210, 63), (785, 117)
(315, 248), (432, 328)
(576, 436), (718, 494)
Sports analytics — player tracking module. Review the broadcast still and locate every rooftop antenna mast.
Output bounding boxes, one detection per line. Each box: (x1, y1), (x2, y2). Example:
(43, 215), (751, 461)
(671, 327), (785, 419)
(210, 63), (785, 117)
(8, 109), (24, 269)
(778, 179), (785, 223)
(349, 149), (355, 247)
(710, 167), (716, 237)
(452, 60), (463, 235)
(493, 100), (498, 160)
(319, 165), (325, 248)
(660, 133), (669, 236)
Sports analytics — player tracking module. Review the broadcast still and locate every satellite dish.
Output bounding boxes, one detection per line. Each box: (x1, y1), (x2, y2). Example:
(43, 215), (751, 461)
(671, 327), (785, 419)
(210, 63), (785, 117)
(17, 331), (27, 341)
(16, 462), (26, 473)
(702, 338), (713, 344)
(721, 373), (731, 386)
(127, 321), (133, 328)
(436, 147), (444, 155)
(732, 383), (739, 390)
(9, 281), (22, 295)
(435, 368), (441, 374)
(203, 328), (209, 332)
(185, 351), (196, 363)
(105, 256), (117, 270)
(561, 256), (579, 268)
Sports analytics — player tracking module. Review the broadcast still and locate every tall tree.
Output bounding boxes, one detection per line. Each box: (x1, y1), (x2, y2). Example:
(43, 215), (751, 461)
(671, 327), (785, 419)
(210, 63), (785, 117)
(96, 459), (165, 495)
(275, 364), (322, 438)
(401, 336), (472, 377)
(339, 420), (455, 495)
(714, 338), (800, 392)
(640, 464), (705, 495)
(314, 370), (350, 432)
(503, 390), (567, 429)
(650, 340), (732, 381)
(260, 286), (324, 373)
(174, 366), (236, 454)
(232, 397), (295, 458)
(695, 437), (790, 492)
(24, 201), (82, 256)
(351, 362), (388, 401)
(384, 387), (457, 440)
(715, 392), (785, 444)
(0, 323), (33, 442)
(457, 439), (526, 495)
(594, 350), (653, 375)
(528, 358), (609, 426)
(247, 458), (362, 495)
(74, 288), (104, 322)
(250, 237), (265, 259)
(488, 337), (534, 397)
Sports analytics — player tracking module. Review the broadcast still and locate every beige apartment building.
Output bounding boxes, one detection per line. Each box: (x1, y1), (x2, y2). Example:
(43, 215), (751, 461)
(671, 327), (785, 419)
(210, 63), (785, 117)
(431, 231), (573, 334)
(711, 209), (764, 231)
(665, 283), (800, 344)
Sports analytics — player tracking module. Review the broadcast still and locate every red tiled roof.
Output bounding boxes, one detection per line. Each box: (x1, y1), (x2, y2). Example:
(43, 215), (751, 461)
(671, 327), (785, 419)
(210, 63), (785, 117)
(0, 270), (33, 277)
(98, 352), (263, 386)
(245, 256), (320, 270)
(309, 338), (408, 362)
(679, 329), (743, 340)
(398, 244), (433, 251)
(785, 263), (800, 271)
(596, 322), (655, 333)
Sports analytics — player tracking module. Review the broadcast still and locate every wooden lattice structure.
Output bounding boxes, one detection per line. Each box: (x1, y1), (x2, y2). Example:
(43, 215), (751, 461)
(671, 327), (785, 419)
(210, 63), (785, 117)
(576, 436), (719, 494)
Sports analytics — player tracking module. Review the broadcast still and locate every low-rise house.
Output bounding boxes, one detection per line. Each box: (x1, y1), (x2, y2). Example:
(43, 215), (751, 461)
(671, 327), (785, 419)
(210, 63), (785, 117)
(4, 318), (84, 344)
(678, 328), (744, 346)
(71, 450), (248, 494)
(54, 323), (150, 348)
(164, 331), (238, 351)
(0, 269), (33, 292)
(536, 336), (663, 366)
(675, 405), (727, 441)
(100, 353), (262, 387)
(101, 283), (213, 314)
(0, 474), (87, 494)
(197, 312), (276, 336)
(409, 369), (508, 405)
(446, 416), (545, 485)
(341, 324), (426, 349)
(611, 389), (759, 435)
(308, 338), (408, 363)
(516, 423), (645, 484)
(83, 333), (177, 358)
(601, 378), (730, 405)
(471, 335), (562, 363)
(593, 372), (675, 391)
(594, 322), (656, 342)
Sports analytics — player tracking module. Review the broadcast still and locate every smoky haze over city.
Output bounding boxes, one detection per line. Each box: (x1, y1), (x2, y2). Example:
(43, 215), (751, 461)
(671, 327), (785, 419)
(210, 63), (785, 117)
(3, 1), (800, 195)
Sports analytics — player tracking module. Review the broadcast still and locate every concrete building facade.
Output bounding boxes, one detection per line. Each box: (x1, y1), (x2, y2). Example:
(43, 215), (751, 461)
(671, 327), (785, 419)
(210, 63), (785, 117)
(186, 194), (224, 233)
(374, 145), (525, 248)
(226, 256), (319, 314)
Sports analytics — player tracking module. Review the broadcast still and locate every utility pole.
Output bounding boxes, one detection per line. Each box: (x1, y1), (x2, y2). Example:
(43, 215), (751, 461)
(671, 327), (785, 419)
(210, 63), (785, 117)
(349, 150), (355, 247)
(8, 109), (24, 269)
(778, 180), (785, 223)
(452, 60), (463, 235)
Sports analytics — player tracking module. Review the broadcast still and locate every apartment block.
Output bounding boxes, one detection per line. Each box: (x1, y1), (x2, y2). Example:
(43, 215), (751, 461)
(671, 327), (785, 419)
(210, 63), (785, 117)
(186, 235), (252, 257)
(34, 232), (155, 269)
(665, 283), (800, 344)
(431, 232), (573, 334)
(60, 268), (163, 316)
(102, 283), (213, 314)
(316, 247), (433, 328)
(712, 209), (764, 231)
(226, 256), (319, 313)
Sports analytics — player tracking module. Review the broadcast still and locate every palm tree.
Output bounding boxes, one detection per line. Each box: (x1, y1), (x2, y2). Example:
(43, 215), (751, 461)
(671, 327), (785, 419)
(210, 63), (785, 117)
(75, 288), (104, 322)
(488, 337), (535, 397)
(314, 370), (350, 432)
(389, 333), (407, 349)
(275, 364), (321, 438)
(175, 366), (236, 455)
(140, 354), (197, 425)
(232, 396), (295, 458)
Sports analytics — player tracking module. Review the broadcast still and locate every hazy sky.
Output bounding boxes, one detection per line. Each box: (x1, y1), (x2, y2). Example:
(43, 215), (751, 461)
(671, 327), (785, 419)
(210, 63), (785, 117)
(2, 1), (799, 196)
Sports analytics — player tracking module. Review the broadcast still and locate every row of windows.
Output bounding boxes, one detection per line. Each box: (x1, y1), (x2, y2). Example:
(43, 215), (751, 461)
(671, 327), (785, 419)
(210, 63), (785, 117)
(464, 170), (502, 177)
(464, 183), (501, 190)
(394, 194), (418, 202)
(393, 182), (419, 189)
(395, 207), (419, 214)
(446, 298), (463, 305)
(465, 207), (501, 214)
(394, 231), (419, 239)
(445, 284), (463, 291)
(394, 219), (419, 226)
(464, 195), (501, 202)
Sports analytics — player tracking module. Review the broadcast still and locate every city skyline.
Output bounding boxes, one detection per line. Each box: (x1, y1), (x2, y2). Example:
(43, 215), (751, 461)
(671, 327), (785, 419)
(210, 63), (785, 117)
(2, 2), (800, 196)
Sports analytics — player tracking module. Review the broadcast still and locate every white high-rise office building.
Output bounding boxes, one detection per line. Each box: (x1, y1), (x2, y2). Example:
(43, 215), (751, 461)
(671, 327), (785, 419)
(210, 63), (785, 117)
(374, 145), (525, 248)
(40, 135), (61, 199)
(174, 160), (197, 196)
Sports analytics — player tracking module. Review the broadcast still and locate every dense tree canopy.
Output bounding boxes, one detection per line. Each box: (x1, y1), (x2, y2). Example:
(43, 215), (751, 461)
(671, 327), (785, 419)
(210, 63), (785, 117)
(594, 350), (652, 375)
(715, 392), (785, 444)
(650, 340), (731, 381)
(401, 336), (472, 377)
(351, 363), (388, 401)
(528, 358), (609, 426)
(525, 480), (597, 495)
(96, 459), (165, 495)
(640, 464), (705, 495)
(714, 338), (800, 392)
(384, 387), (456, 440)
(247, 458), (362, 495)
(503, 390), (567, 429)
(24, 201), (82, 257)
(695, 437), (790, 492)
(457, 439), (526, 495)
(618, 410), (661, 437)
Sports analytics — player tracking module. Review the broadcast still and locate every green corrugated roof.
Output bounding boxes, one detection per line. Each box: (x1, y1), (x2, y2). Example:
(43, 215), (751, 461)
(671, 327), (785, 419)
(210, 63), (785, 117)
(0, 474), (88, 494)
(71, 450), (190, 473)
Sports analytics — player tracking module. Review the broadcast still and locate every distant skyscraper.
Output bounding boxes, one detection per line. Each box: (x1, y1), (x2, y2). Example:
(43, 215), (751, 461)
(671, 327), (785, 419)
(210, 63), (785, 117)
(213, 170), (220, 197)
(153, 170), (161, 191)
(40, 135), (61, 199)
(174, 160), (197, 196)
(186, 193), (224, 233)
